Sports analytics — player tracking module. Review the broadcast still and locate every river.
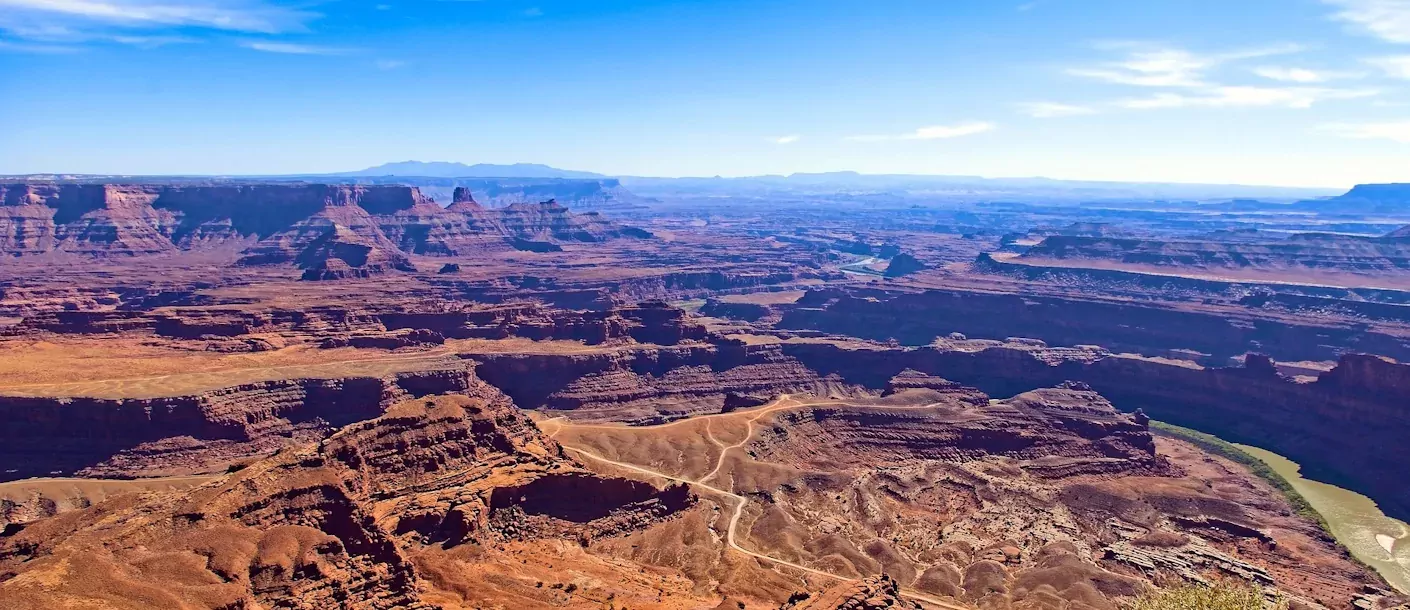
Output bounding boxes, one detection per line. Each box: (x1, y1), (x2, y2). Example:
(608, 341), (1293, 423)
(1234, 443), (1410, 593)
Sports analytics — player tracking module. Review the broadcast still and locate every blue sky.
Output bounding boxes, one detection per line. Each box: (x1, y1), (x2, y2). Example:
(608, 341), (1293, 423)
(3, 0), (1410, 187)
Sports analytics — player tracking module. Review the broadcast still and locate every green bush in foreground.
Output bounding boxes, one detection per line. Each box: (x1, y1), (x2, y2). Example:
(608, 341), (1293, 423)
(1131, 583), (1284, 610)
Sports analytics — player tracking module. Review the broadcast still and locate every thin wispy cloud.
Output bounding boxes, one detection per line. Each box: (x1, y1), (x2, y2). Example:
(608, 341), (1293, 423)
(1116, 85), (1376, 109)
(240, 40), (346, 55)
(0, 0), (317, 36)
(374, 59), (406, 69)
(1321, 120), (1410, 142)
(1016, 102), (1096, 118)
(1324, 0), (1410, 43)
(846, 122), (995, 142)
(110, 33), (194, 46)
(1253, 66), (1359, 83)
(1367, 55), (1410, 78)
(523, 7), (542, 17)
(1069, 43), (1302, 89)
(1064, 43), (1374, 113)
(772, 135), (801, 144)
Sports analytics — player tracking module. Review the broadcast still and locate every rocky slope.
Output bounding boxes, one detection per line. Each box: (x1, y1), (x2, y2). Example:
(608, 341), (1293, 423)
(558, 382), (1393, 609)
(0, 393), (694, 609)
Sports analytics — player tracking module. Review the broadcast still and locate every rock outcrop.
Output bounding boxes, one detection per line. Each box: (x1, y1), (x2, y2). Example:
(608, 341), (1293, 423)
(884, 253), (927, 278)
(0, 394), (694, 609)
(779, 575), (920, 610)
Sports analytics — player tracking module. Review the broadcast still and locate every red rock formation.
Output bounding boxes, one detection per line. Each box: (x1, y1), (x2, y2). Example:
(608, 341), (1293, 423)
(293, 223), (417, 281)
(779, 575), (921, 610)
(1019, 232), (1410, 274)
(780, 286), (1410, 362)
(0, 361), (486, 481)
(0, 394), (694, 608)
(763, 385), (1164, 477)
(473, 342), (858, 423)
(0, 181), (650, 261)
(884, 253), (927, 277)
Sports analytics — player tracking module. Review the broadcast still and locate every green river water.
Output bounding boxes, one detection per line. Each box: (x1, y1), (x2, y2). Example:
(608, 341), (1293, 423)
(1233, 444), (1410, 593)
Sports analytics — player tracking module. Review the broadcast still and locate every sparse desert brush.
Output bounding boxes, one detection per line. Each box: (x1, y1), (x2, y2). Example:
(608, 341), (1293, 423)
(1129, 582), (1285, 610)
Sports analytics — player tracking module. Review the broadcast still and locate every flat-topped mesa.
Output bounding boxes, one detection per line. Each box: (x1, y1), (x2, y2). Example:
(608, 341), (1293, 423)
(497, 198), (652, 242)
(0, 181), (647, 259)
(0, 183), (174, 256)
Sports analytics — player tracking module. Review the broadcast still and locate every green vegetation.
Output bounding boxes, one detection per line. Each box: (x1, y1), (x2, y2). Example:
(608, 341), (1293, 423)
(1150, 421), (1328, 532)
(1130, 582), (1283, 610)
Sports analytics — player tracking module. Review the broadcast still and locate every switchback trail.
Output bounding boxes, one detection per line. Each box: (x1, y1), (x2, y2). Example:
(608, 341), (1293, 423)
(550, 395), (971, 610)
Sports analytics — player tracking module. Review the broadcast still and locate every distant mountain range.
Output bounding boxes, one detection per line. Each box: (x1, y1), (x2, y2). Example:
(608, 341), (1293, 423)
(336, 161), (606, 179)
(4, 162), (1360, 203)
(330, 163), (1341, 201)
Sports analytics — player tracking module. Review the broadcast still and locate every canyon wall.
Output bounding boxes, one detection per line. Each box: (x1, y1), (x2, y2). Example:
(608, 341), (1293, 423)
(0, 182), (649, 264)
(779, 343), (1410, 523)
(779, 286), (1410, 362)
(472, 338), (1410, 522)
(0, 361), (483, 480)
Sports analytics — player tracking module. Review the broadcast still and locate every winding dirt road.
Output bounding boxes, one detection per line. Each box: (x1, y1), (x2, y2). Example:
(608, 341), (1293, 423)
(549, 395), (971, 610)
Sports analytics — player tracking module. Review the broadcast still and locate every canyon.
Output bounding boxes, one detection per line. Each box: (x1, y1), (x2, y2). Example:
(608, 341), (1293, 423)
(1, 178), (1408, 609)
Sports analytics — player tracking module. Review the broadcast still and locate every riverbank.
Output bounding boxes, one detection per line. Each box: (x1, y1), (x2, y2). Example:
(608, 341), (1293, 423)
(1152, 421), (1410, 593)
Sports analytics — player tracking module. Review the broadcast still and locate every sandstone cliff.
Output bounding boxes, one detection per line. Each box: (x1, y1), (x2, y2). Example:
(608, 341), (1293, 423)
(0, 181), (650, 262)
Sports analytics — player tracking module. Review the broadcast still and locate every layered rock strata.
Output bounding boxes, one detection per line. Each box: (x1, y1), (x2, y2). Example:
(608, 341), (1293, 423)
(0, 394), (694, 609)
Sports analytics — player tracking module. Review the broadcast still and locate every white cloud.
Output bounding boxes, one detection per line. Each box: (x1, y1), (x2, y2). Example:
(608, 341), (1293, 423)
(1069, 44), (1302, 89)
(110, 33), (192, 46)
(1368, 55), (1410, 78)
(1016, 102), (1097, 118)
(1253, 66), (1357, 83)
(1064, 43), (1376, 114)
(1321, 120), (1410, 142)
(1324, 0), (1410, 43)
(1116, 86), (1377, 110)
(772, 134), (800, 144)
(240, 40), (345, 54)
(846, 122), (995, 142)
(0, 0), (316, 35)
(374, 59), (405, 69)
